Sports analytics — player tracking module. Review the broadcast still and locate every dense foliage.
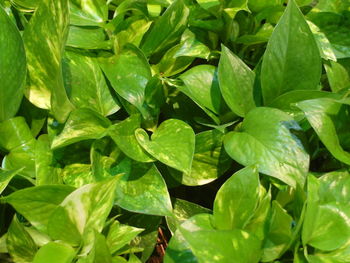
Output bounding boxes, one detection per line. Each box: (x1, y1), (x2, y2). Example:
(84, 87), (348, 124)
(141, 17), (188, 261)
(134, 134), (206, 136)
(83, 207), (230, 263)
(0, 0), (350, 262)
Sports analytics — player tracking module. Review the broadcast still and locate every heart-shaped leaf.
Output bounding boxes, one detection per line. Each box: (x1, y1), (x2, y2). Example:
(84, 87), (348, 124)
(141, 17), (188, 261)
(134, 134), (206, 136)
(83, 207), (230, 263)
(135, 119), (195, 174)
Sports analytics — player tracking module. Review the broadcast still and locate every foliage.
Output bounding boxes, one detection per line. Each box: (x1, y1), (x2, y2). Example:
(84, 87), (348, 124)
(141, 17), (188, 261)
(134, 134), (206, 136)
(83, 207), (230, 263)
(0, 0), (350, 262)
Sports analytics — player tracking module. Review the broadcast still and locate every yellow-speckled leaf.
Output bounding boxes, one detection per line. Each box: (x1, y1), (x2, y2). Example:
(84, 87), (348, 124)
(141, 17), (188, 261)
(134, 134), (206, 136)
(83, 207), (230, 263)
(23, 0), (73, 123)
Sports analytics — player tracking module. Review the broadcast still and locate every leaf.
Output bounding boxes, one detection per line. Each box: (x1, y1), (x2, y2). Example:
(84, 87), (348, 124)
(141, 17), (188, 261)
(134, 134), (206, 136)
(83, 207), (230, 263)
(79, 231), (113, 263)
(213, 166), (260, 230)
(296, 98), (350, 165)
(108, 115), (154, 162)
(303, 203), (350, 251)
(218, 45), (256, 117)
(179, 214), (262, 263)
(157, 30), (210, 76)
(3, 185), (75, 232)
(0, 117), (34, 151)
(66, 26), (111, 50)
(0, 168), (23, 195)
(7, 216), (37, 263)
(248, 0), (282, 13)
(141, 0), (190, 57)
(302, 175), (350, 251)
(307, 21), (337, 61)
(179, 65), (223, 115)
(51, 108), (111, 149)
(135, 119), (195, 174)
(69, 0), (108, 26)
(0, 6), (26, 122)
(105, 220), (144, 254)
(166, 198), (211, 234)
(261, 0), (321, 104)
(99, 44), (151, 112)
(48, 177), (118, 244)
(115, 19), (152, 51)
(111, 158), (173, 216)
(224, 107), (309, 187)
(35, 135), (61, 185)
(61, 164), (94, 187)
(23, 0), (73, 123)
(324, 60), (350, 92)
(32, 242), (75, 263)
(261, 201), (293, 262)
(164, 229), (197, 263)
(63, 51), (119, 116)
(168, 129), (231, 186)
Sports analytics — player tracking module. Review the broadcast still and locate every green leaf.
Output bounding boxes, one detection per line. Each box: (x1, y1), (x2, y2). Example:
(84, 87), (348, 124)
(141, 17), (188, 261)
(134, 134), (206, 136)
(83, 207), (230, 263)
(66, 26), (111, 50)
(69, 0), (108, 26)
(0, 168), (23, 195)
(3, 185), (75, 232)
(213, 166), (260, 230)
(218, 45), (256, 117)
(304, 203), (350, 251)
(99, 44), (151, 112)
(61, 164), (94, 187)
(78, 231), (113, 263)
(108, 115), (154, 163)
(157, 30), (210, 76)
(105, 220), (144, 254)
(296, 99), (350, 165)
(318, 170), (350, 204)
(7, 216), (37, 263)
(164, 229), (197, 263)
(261, 0), (321, 104)
(324, 60), (350, 92)
(224, 107), (309, 188)
(179, 65), (223, 115)
(48, 177), (118, 244)
(135, 119), (195, 174)
(51, 108), (111, 149)
(111, 158), (173, 216)
(179, 214), (262, 263)
(141, 0), (190, 57)
(307, 21), (337, 61)
(166, 198), (211, 234)
(115, 19), (152, 51)
(23, 0), (73, 123)
(63, 51), (119, 116)
(0, 6), (26, 122)
(302, 175), (350, 251)
(261, 201), (293, 262)
(248, 0), (282, 13)
(169, 129), (231, 186)
(35, 135), (61, 185)
(269, 90), (341, 113)
(0, 117), (34, 151)
(32, 242), (75, 263)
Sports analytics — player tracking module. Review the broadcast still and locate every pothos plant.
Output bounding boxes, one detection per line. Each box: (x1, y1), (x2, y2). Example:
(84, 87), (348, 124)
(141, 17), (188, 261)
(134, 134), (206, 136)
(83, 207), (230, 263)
(0, 0), (350, 262)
